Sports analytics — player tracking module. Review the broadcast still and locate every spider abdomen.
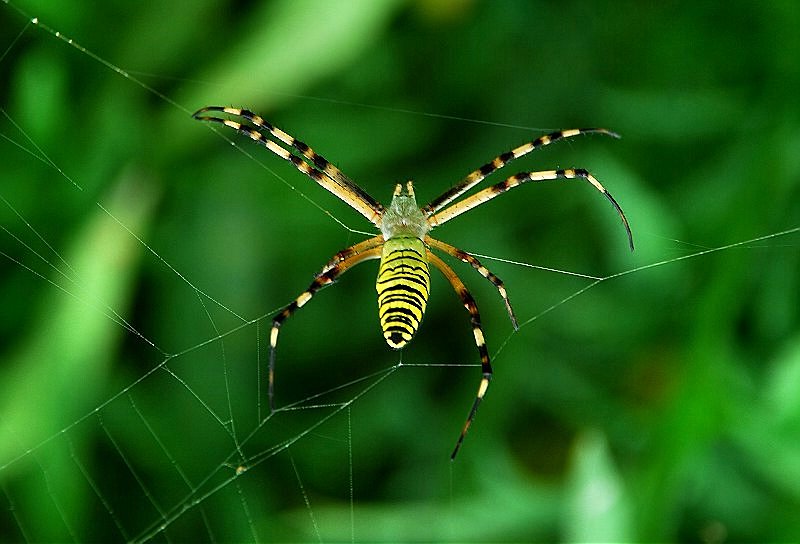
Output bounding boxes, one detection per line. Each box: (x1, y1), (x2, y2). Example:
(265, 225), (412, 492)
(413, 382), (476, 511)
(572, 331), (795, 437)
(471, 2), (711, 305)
(376, 237), (430, 349)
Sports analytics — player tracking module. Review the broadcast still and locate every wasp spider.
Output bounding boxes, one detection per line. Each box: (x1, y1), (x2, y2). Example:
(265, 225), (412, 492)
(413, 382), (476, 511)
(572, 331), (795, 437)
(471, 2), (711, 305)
(193, 106), (634, 459)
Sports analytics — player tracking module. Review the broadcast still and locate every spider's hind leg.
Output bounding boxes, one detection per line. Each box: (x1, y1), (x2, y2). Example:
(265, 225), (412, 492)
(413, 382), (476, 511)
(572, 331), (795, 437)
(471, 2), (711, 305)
(427, 252), (492, 459)
(268, 245), (382, 411)
(426, 236), (518, 330)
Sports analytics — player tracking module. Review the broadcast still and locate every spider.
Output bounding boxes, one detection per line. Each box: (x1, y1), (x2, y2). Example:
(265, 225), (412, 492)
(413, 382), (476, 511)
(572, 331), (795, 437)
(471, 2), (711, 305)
(193, 106), (634, 459)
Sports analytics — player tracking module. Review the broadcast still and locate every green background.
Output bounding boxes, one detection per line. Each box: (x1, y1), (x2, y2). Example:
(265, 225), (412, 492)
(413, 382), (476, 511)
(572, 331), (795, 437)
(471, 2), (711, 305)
(1, 0), (799, 542)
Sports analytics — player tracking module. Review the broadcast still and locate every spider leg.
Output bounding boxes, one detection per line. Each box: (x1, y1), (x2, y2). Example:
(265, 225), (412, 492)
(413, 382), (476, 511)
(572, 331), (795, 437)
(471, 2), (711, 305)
(422, 128), (618, 216)
(204, 107), (360, 189)
(427, 252), (492, 459)
(193, 106), (384, 227)
(321, 234), (384, 274)
(429, 168), (634, 251)
(425, 236), (518, 330)
(268, 245), (383, 411)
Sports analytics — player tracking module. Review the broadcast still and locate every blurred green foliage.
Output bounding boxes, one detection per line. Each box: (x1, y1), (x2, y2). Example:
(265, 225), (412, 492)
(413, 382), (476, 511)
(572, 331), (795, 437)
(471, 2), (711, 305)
(1, 0), (799, 542)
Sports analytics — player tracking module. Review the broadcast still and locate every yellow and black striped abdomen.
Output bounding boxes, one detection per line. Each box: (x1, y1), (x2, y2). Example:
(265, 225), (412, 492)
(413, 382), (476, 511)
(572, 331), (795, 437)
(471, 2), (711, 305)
(376, 237), (430, 349)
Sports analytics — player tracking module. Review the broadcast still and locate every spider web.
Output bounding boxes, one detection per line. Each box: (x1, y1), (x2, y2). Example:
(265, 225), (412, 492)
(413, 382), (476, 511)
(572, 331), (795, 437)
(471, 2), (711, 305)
(2, 3), (799, 542)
